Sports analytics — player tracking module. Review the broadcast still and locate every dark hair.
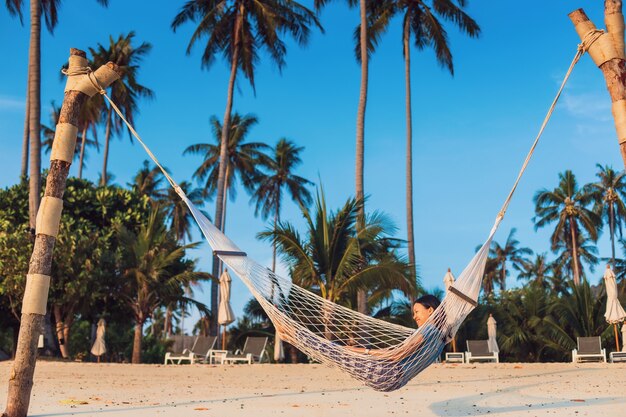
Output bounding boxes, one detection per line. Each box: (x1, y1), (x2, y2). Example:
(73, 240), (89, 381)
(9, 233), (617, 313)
(414, 294), (440, 311)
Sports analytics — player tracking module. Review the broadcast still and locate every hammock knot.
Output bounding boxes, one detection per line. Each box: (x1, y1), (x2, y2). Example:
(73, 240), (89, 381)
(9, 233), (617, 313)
(578, 29), (605, 54)
(61, 65), (106, 95)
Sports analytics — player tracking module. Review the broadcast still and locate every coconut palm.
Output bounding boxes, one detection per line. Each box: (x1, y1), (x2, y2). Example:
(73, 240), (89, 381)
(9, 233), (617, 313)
(172, 1), (322, 333)
(533, 170), (600, 286)
(481, 255), (498, 296)
(13, 0), (109, 231)
(250, 138), (313, 272)
(365, 0), (480, 288)
(259, 189), (416, 306)
(128, 160), (167, 202)
(517, 253), (554, 290)
(489, 228), (532, 291)
(184, 113), (270, 210)
(585, 164), (626, 265)
(89, 32), (154, 186)
(163, 181), (206, 243)
(116, 207), (209, 363)
(553, 231), (599, 282)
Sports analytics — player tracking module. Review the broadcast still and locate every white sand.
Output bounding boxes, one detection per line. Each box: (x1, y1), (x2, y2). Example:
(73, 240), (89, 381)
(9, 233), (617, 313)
(1, 361), (625, 416)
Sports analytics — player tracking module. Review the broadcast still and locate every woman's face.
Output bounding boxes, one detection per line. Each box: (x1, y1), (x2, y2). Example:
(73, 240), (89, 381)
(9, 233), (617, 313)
(413, 302), (434, 327)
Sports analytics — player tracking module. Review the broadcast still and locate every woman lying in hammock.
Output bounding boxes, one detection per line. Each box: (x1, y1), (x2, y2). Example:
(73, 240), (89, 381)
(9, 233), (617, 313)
(275, 294), (447, 391)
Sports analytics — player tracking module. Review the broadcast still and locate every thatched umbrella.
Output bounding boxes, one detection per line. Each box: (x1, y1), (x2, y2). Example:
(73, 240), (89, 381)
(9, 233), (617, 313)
(604, 265), (626, 351)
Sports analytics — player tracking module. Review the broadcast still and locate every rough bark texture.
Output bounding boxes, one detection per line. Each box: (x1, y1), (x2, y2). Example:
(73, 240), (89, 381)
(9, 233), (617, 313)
(101, 108), (113, 185)
(356, 0), (369, 315)
(3, 50), (120, 417)
(132, 321), (143, 364)
(570, 7), (626, 169)
(27, 0), (41, 233)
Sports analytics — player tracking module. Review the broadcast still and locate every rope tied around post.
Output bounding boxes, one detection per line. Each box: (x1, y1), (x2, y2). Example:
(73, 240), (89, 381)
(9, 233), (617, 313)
(578, 29), (605, 54)
(61, 66), (106, 95)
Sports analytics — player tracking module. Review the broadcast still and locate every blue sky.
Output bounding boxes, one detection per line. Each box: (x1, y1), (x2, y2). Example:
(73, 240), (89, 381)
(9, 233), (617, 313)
(0, 1), (622, 331)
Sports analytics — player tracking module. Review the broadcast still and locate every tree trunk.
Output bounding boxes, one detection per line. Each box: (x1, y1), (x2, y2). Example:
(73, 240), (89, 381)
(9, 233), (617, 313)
(569, 219), (581, 286)
(570, 5), (626, 168)
(164, 306), (172, 338)
(20, 83), (29, 181)
(52, 305), (69, 359)
(78, 126), (87, 179)
(3, 49), (120, 417)
(211, 9), (242, 336)
(27, 0), (42, 234)
(610, 202), (616, 264)
(100, 107), (113, 186)
(131, 319), (143, 364)
(356, 0), (369, 316)
(403, 21), (416, 283)
(272, 205), (279, 273)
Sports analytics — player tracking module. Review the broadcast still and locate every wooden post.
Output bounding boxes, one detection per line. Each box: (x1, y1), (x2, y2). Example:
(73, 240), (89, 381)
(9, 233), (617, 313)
(615, 323), (621, 351)
(2, 48), (120, 417)
(569, 3), (626, 168)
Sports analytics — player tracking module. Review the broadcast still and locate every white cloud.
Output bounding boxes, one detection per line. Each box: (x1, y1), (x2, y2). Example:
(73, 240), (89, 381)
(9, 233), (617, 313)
(561, 91), (612, 122)
(0, 96), (25, 111)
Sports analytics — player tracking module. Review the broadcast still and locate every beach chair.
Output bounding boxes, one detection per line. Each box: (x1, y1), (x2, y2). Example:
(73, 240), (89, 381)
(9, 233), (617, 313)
(465, 340), (499, 363)
(221, 336), (269, 364)
(571, 337), (606, 363)
(164, 335), (197, 364)
(190, 335), (218, 363)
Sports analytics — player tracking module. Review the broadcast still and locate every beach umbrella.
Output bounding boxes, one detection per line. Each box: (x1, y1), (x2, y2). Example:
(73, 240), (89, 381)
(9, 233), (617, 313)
(443, 268), (455, 290)
(443, 268), (457, 351)
(622, 324), (626, 353)
(604, 265), (626, 351)
(218, 270), (236, 350)
(273, 334), (285, 362)
(90, 318), (107, 362)
(487, 314), (499, 354)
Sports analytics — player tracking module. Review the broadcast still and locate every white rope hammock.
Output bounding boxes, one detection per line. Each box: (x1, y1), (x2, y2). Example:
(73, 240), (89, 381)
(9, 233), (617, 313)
(70, 31), (599, 391)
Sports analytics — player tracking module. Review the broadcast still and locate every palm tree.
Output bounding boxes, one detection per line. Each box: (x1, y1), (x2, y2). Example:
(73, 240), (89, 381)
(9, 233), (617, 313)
(585, 164), (626, 265)
(397, 0), (479, 281)
(250, 138), (313, 272)
(315, 0), (370, 313)
(259, 189), (416, 306)
(184, 113), (270, 334)
(116, 207), (209, 363)
(128, 160), (166, 202)
(517, 253), (553, 290)
(481, 255), (498, 297)
(163, 181), (205, 243)
(553, 231), (599, 282)
(15, 0), (109, 232)
(534, 170), (600, 286)
(90, 32), (154, 186)
(489, 228), (532, 291)
(172, 1), (322, 333)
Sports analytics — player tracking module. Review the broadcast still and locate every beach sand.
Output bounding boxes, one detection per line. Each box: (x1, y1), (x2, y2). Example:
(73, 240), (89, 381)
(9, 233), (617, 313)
(0, 361), (625, 416)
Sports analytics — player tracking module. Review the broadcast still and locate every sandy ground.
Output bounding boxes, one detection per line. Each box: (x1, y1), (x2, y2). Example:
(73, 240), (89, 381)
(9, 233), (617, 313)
(0, 361), (625, 417)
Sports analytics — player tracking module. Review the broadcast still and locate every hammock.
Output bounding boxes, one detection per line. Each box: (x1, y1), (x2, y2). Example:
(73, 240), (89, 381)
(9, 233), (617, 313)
(77, 31), (597, 391)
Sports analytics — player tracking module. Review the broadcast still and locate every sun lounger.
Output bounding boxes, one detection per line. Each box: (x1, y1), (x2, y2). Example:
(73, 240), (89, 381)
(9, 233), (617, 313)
(164, 335), (197, 364)
(190, 336), (218, 363)
(572, 337), (606, 363)
(221, 336), (268, 364)
(465, 340), (499, 363)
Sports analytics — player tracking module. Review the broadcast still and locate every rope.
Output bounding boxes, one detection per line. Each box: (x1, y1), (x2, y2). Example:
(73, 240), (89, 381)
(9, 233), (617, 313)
(491, 28), (604, 233)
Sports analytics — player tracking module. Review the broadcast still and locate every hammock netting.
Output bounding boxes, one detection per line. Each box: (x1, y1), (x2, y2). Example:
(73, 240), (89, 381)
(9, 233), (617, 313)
(181, 192), (499, 391)
(83, 29), (597, 390)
